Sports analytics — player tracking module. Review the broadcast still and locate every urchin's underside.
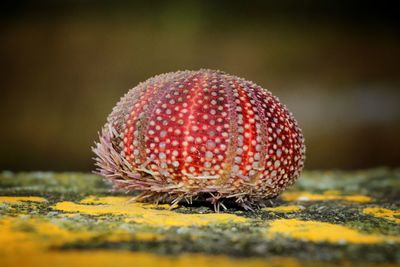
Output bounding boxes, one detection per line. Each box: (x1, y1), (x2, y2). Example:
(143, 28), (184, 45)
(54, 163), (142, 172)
(93, 69), (305, 211)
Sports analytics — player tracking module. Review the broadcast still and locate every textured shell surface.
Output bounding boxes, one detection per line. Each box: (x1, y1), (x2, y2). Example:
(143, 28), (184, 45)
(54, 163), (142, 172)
(93, 69), (305, 210)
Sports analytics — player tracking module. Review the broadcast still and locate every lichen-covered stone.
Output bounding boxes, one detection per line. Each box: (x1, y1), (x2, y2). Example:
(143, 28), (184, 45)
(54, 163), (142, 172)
(0, 168), (399, 266)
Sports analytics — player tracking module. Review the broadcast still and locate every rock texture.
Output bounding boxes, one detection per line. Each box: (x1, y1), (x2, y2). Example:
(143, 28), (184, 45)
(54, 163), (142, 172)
(0, 168), (399, 267)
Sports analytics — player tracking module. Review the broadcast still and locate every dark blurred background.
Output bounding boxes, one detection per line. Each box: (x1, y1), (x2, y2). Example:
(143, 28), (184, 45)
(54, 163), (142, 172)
(1, 0), (399, 171)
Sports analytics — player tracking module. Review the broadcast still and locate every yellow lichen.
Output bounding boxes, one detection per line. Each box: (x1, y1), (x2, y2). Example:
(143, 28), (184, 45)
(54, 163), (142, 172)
(0, 196), (47, 203)
(1, 250), (303, 267)
(363, 207), (400, 224)
(0, 215), (297, 267)
(103, 230), (165, 243)
(134, 232), (166, 241)
(262, 205), (304, 213)
(0, 217), (94, 255)
(266, 219), (400, 244)
(52, 196), (248, 227)
(282, 191), (371, 203)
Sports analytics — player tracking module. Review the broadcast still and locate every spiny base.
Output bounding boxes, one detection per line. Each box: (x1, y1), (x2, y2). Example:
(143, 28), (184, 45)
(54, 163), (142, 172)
(126, 190), (275, 213)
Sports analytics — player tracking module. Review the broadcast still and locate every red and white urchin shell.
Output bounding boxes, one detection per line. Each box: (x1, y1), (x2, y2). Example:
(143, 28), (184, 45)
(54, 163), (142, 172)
(93, 69), (305, 211)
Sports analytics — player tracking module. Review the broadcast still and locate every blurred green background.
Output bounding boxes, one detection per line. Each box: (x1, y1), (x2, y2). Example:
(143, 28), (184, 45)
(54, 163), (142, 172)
(1, 1), (399, 171)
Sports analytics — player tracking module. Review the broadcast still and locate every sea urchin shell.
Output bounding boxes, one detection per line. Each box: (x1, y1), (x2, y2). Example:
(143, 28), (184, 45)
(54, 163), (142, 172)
(93, 69), (305, 211)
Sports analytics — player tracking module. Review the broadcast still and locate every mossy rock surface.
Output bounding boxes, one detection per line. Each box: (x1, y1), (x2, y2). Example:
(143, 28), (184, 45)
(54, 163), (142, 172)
(0, 168), (399, 267)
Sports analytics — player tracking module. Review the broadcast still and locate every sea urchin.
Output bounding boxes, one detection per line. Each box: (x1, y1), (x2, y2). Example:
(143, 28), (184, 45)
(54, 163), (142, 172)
(93, 69), (305, 211)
